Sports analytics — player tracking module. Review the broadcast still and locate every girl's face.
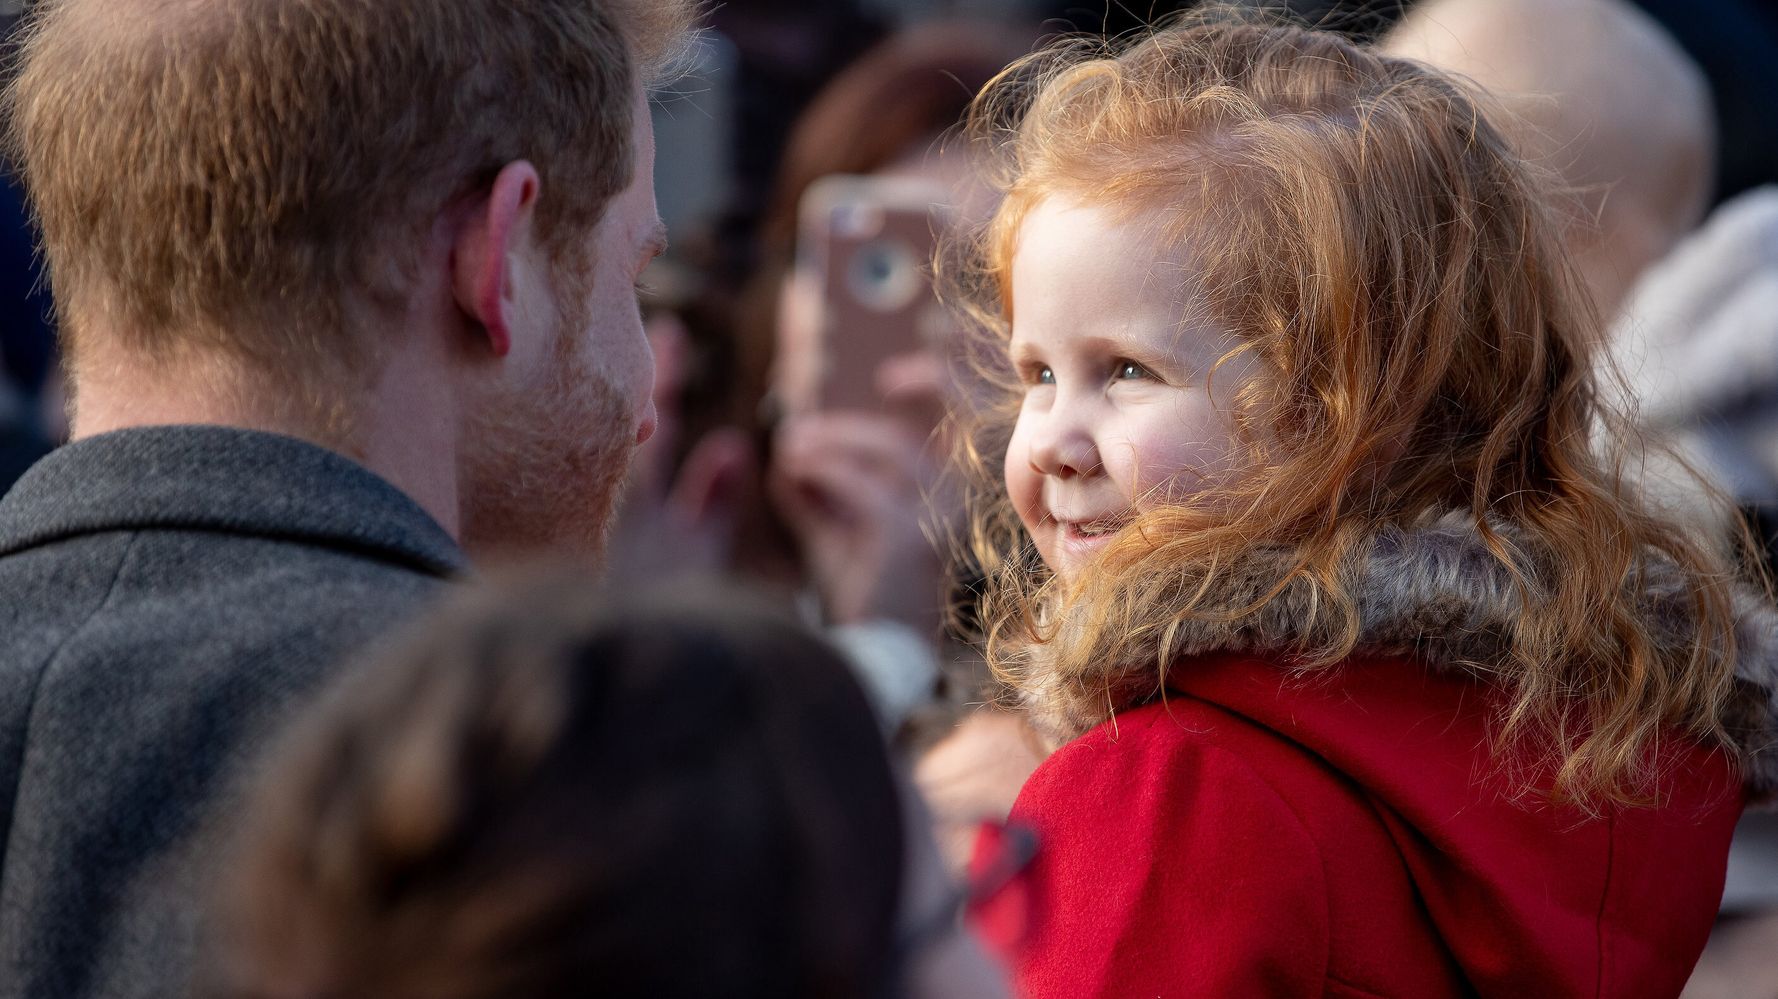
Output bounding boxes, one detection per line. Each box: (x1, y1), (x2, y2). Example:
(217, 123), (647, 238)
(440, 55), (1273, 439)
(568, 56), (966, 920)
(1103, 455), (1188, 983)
(1003, 196), (1254, 582)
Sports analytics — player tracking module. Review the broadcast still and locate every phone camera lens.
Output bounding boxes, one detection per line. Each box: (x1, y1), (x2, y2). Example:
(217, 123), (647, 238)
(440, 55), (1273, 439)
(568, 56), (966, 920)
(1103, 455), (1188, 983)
(847, 239), (920, 312)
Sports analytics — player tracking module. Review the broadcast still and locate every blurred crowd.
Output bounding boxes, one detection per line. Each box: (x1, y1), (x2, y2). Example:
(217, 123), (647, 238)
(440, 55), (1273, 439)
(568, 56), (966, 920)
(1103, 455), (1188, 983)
(3, 0), (1778, 996)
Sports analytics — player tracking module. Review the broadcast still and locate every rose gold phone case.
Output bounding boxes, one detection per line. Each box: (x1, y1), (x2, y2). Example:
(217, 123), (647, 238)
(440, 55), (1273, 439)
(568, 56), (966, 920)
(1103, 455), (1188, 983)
(796, 174), (952, 411)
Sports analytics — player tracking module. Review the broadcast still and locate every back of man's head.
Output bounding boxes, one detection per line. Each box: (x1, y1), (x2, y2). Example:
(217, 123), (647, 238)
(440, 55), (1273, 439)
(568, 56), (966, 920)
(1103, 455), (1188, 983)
(1382, 0), (1714, 321)
(5, 0), (692, 394)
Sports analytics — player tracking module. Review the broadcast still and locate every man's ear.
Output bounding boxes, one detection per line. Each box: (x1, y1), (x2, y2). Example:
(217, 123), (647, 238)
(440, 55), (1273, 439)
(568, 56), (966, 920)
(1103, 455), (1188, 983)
(451, 161), (542, 359)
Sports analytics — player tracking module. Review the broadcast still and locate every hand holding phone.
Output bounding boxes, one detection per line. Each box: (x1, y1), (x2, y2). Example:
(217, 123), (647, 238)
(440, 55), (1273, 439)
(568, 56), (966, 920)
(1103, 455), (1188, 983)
(794, 174), (953, 413)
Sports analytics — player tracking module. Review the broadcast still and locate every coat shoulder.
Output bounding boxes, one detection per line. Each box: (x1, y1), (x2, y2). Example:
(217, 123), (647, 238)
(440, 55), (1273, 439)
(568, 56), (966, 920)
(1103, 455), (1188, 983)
(1007, 701), (1336, 997)
(1006, 693), (1473, 998)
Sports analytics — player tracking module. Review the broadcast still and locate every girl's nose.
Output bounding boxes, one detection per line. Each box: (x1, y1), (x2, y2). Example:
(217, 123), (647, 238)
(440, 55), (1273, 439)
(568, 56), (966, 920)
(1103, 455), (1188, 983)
(1027, 409), (1099, 480)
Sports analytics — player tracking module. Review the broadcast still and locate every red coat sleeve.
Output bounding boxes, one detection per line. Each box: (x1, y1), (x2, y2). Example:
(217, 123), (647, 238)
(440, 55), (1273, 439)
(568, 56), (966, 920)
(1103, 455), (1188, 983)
(981, 715), (1331, 998)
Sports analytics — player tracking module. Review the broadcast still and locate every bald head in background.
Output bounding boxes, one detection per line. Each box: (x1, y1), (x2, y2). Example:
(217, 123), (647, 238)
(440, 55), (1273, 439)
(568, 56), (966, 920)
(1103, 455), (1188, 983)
(1382, 0), (1714, 322)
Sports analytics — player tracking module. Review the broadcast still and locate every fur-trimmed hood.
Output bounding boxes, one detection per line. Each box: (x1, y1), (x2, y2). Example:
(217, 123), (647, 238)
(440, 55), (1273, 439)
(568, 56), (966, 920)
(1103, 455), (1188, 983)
(1017, 520), (1778, 800)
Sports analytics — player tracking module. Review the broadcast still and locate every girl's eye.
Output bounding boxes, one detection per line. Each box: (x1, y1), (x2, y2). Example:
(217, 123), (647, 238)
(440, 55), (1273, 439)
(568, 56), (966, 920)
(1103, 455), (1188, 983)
(1037, 366), (1056, 386)
(1115, 360), (1150, 381)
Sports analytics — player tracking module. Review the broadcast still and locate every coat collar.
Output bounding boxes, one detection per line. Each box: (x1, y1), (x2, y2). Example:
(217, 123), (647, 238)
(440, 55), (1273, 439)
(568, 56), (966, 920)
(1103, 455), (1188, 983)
(0, 424), (468, 579)
(1017, 519), (1778, 800)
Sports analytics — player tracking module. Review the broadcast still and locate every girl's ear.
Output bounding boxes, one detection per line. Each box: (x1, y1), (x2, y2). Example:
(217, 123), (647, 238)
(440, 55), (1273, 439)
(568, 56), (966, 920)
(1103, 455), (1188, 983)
(450, 161), (542, 359)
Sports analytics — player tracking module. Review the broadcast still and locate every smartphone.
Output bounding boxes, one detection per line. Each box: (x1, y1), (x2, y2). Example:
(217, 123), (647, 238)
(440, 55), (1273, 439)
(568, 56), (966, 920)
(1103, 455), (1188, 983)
(795, 174), (952, 411)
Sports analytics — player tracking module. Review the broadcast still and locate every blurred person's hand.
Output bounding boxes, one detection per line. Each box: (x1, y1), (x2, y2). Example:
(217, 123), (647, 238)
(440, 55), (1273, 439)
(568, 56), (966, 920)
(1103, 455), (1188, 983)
(606, 313), (757, 584)
(770, 406), (950, 634)
(768, 171), (974, 636)
(915, 709), (1048, 877)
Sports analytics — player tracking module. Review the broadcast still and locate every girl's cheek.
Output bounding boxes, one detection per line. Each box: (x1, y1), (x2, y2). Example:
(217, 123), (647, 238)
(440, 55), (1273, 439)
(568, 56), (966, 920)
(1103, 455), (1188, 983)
(1127, 412), (1232, 503)
(1002, 427), (1042, 529)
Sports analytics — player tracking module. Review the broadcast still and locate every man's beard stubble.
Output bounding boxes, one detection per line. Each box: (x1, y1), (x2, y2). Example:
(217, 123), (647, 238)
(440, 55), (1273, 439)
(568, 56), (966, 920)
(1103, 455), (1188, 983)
(458, 321), (637, 564)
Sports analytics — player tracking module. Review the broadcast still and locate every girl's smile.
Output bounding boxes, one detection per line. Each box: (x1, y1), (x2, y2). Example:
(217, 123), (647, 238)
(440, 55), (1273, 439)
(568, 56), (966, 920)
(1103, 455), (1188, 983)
(1052, 515), (1133, 566)
(1003, 196), (1257, 581)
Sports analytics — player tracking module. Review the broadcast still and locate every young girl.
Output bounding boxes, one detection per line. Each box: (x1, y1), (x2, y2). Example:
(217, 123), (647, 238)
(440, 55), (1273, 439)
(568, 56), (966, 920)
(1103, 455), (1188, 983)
(948, 10), (1778, 997)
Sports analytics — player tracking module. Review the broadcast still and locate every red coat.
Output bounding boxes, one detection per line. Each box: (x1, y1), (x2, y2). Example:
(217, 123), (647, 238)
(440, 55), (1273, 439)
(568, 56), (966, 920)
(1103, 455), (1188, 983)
(971, 652), (1744, 998)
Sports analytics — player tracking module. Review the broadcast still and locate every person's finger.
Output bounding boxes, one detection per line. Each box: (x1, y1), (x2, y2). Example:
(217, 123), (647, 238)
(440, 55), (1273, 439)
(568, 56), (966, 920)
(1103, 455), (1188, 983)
(777, 453), (903, 519)
(768, 439), (881, 521)
(783, 410), (923, 450)
(772, 269), (824, 418)
(876, 350), (952, 431)
(665, 427), (754, 529)
(779, 438), (923, 498)
(777, 413), (932, 477)
(769, 446), (922, 542)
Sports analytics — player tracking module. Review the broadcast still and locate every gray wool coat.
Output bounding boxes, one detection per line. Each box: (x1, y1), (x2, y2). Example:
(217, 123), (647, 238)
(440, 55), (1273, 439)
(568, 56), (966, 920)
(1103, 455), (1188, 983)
(0, 425), (468, 998)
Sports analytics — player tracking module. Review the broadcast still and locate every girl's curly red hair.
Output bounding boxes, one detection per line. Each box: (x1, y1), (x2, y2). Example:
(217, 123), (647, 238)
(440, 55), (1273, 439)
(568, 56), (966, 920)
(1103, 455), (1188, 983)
(942, 6), (1759, 805)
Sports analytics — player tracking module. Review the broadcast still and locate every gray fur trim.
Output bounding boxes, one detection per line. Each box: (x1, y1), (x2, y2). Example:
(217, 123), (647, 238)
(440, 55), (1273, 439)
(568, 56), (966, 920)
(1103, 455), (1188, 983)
(1018, 521), (1778, 800)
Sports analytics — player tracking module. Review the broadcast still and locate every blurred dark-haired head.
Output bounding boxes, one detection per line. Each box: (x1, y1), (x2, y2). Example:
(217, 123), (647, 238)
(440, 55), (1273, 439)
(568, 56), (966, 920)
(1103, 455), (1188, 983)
(1037, 0), (1412, 40)
(211, 574), (905, 999)
(761, 21), (1033, 255)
